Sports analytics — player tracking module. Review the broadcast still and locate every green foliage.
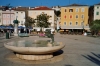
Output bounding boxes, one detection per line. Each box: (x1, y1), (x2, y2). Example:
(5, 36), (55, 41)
(25, 16), (35, 27)
(36, 13), (51, 28)
(54, 10), (61, 16)
(90, 20), (100, 31)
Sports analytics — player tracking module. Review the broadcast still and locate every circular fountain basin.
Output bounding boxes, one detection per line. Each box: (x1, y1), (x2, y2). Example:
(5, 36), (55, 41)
(4, 40), (65, 60)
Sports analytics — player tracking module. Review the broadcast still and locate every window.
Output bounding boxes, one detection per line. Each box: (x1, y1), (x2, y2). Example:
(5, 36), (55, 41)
(76, 22), (78, 25)
(96, 12), (99, 15)
(65, 9), (67, 12)
(64, 15), (66, 19)
(70, 15), (72, 19)
(81, 8), (85, 12)
(64, 22), (66, 25)
(97, 6), (99, 9)
(21, 21), (23, 25)
(69, 22), (72, 26)
(81, 15), (84, 18)
(8, 15), (9, 18)
(76, 15), (78, 18)
(3, 15), (6, 18)
(7, 20), (10, 24)
(69, 9), (73, 12)
(11, 15), (13, 18)
(76, 8), (79, 12)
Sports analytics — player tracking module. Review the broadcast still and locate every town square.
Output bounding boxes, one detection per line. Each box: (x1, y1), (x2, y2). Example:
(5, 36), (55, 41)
(0, 0), (100, 66)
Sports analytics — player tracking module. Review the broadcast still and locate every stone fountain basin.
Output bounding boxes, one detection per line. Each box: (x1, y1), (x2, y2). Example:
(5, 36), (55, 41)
(4, 40), (65, 55)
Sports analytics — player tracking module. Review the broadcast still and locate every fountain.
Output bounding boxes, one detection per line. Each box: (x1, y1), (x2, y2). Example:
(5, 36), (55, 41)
(13, 18), (19, 36)
(4, 29), (65, 61)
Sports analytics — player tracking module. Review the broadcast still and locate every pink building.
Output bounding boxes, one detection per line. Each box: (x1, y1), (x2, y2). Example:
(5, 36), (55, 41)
(2, 10), (15, 25)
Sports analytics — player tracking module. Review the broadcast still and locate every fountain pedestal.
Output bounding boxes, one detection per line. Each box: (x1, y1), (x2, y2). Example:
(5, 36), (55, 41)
(14, 24), (18, 36)
(4, 40), (65, 61)
(13, 18), (19, 36)
(16, 53), (53, 60)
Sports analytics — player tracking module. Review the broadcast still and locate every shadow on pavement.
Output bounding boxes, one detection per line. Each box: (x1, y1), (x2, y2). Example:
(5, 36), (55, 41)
(65, 65), (72, 66)
(53, 50), (63, 56)
(82, 52), (100, 65)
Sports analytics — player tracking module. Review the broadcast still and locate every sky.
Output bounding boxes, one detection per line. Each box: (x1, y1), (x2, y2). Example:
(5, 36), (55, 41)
(0, 0), (100, 7)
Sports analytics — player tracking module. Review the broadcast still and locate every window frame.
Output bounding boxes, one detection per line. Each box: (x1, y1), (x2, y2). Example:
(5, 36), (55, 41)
(76, 8), (79, 12)
(81, 8), (85, 12)
(96, 12), (99, 15)
(69, 22), (72, 26)
(75, 22), (78, 26)
(69, 9), (73, 12)
(75, 15), (78, 19)
(64, 22), (66, 25)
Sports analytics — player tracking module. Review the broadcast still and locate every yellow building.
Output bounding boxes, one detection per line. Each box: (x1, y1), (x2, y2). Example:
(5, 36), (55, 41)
(60, 4), (89, 33)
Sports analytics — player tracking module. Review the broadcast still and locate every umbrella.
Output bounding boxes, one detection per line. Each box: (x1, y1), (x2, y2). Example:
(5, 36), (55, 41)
(18, 26), (25, 29)
(0, 26), (6, 29)
(6, 26), (14, 29)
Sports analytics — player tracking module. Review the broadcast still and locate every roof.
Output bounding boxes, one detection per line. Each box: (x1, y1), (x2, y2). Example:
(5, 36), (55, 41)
(94, 3), (100, 5)
(13, 7), (29, 11)
(31, 6), (53, 10)
(62, 4), (88, 7)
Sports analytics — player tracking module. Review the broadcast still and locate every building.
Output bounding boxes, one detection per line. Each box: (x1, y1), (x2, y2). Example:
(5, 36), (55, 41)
(0, 9), (2, 25)
(14, 6), (29, 27)
(2, 10), (15, 25)
(52, 6), (61, 11)
(28, 6), (55, 28)
(61, 4), (89, 33)
(94, 3), (100, 20)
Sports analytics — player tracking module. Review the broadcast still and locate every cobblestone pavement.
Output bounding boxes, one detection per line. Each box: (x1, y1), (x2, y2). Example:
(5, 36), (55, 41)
(0, 33), (100, 66)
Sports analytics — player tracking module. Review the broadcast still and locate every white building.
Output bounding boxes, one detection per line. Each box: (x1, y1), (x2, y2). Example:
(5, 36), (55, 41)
(2, 10), (15, 25)
(94, 4), (100, 20)
(14, 11), (25, 27)
(0, 10), (2, 25)
(52, 6), (61, 11)
(28, 6), (55, 28)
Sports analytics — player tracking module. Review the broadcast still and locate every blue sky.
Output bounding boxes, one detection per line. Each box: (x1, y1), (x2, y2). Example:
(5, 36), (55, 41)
(0, 0), (100, 7)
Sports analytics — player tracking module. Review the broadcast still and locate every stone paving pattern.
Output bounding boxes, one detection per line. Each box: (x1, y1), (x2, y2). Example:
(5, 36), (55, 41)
(0, 33), (100, 66)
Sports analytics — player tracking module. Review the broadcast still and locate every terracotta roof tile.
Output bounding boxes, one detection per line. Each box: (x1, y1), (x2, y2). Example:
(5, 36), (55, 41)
(31, 6), (52, 10)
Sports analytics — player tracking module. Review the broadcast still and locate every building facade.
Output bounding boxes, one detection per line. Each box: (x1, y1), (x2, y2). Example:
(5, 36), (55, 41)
(0, 10), (2, 25)
(2, 10), (15, 25)
(61, 4), (89, 33)
(14, 11), (25, 27)
(28, 6), (55, 28)
(52, 6), (61, 11)
(94, 4), (100, 20)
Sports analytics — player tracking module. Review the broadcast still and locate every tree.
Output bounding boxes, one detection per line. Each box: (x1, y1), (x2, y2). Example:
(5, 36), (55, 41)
(54, 10), (61, 17)
(25, 16), (35, 28)
(36, 13), (51, 31)
(90, 20), (100, 36)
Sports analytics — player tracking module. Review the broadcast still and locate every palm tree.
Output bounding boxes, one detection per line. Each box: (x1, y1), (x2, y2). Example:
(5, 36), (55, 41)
(36, 13), (51, 31)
